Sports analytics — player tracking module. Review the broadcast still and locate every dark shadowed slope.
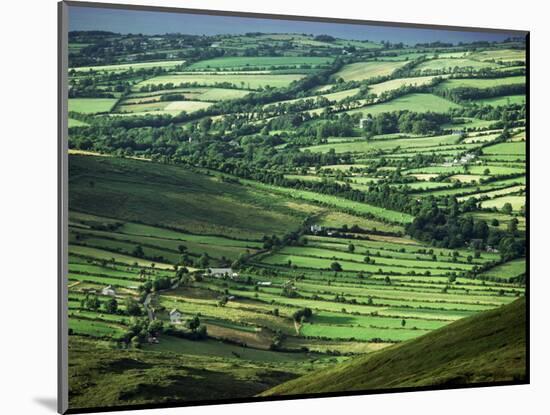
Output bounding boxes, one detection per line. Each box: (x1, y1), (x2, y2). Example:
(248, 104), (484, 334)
(262, 297), (526, 396)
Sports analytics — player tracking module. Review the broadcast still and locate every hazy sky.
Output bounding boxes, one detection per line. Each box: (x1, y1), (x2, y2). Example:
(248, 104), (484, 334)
(68, 5), (522, 45)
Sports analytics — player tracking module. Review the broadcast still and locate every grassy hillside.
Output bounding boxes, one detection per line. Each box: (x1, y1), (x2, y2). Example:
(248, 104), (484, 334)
(261, 297), (526, 396)
(69, 155), (315, 239)
(68, 337), (300, 410)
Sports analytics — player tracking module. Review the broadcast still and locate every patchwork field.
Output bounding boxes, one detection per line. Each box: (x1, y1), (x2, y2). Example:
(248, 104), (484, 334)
(334, 61), (409, 82)
(368, 75), (440, 96)
(135, 73), (306, 90)
(187, 56), (334, 70)
(347, 93), (461, 117)
(73, 59), (185, 73)
(302, 133), (460, 154)
(414, 58), (501, 72)
(468, 48), (526, 63)
(68, 98), (118, 114)
(438, 76), (525, 90)
(474, 95), (526, 106)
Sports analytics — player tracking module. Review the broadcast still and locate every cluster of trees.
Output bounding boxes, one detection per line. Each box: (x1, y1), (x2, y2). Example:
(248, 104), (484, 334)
(434, 84), (526, 103)
(361, 111), (451, 136)
(315, 117), (357, 138)
(122, 317), (164, 348)
(159, 93), (186, 101)
(261, 231), (305, 249)
(406, 203), (525, 259)
(314, 34), (336, 42)
(69, 31), (219, 67)
(80, 293), (143, 317)
(138, 275), (177, 296)
(292, 307), (313, 322)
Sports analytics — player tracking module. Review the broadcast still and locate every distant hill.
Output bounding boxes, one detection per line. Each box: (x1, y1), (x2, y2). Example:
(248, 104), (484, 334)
(261, 297), (527, 396)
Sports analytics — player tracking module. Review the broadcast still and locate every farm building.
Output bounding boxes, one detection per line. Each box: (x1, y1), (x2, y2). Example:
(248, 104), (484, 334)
(101, 285), (116, 296)
(169, 309), (182, 324)
(310, 224), (323, 233)
(147, 336), (159, 344)
(257, 281), (273, 286)
(206, 267), (238, 278)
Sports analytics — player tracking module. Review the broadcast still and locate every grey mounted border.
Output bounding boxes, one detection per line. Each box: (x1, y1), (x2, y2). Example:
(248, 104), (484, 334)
(58, 1), (530, 414)
(58, 2), (69, 414)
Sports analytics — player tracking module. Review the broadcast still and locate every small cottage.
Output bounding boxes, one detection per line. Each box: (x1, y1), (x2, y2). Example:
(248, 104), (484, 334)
(101, 285), (116, 296)
(310, 224), (323, 233)
(207, 268), (237, 278)
(169, 309), (182, 324)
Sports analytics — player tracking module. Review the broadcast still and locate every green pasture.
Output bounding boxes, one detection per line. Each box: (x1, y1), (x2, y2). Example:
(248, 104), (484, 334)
(334, 61), (408, 82)
(302, 133), (459, 154)
(69, 155), (315, 239)
(480, 195), (525, 211)
(368, 75), (439, 96)
(244, 180), (414, 224)
(468, 49), (526, 63)
(438, 76), (525, 90)
(347, 93), (461, 117)
(479, 258), (526, 281)
(188, 56), (334, 70)
(68, 98), (118, 114)
(136, 73), (305, 90)
(415, 58), (500, 72)
(475, 95), (526, 106)
(68, 118), (89, 127)
(72, 59), (185, 73)
(483, 141), (526, 156)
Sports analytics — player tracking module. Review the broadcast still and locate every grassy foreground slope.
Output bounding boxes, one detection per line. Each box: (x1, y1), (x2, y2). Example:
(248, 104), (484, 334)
(68, 338), (298, 409)
(262, 297), (526, 396)
(69, 155), (315, 239)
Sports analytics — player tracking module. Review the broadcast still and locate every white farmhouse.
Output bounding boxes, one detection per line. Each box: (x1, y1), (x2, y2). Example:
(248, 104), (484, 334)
(310, 224), (323, 233)
(101, 285), (116, 296)
(207, 267), (237, 278)
(169, 309), (182, 324)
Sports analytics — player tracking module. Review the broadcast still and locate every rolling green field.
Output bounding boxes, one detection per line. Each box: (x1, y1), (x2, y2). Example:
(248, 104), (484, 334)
(483, 141), (526, 155)
(125, 87), (251, 102)
(116, 100), (212, 115)
(68, 98), (118, 114)
(475, 95), (526, 106)
(66, 28), (527, 409)
(68, 118), (89, 127)
(334, 61), (409, 82)
(480, 195), (525, 211)
(73, 59), (185, 73)
(468, 48), (526, 62)
(368, 75), (439, 95)
(302, 133), (459, 154)
(438, 76), (525, 90)
(347, 93), (461, 117)
(136, 73), (305, 90)
(415, 58), (500, 72)
(69, 155), (316, 239)
(262, 298), (526, 395)
(188, 56), (334, 70)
